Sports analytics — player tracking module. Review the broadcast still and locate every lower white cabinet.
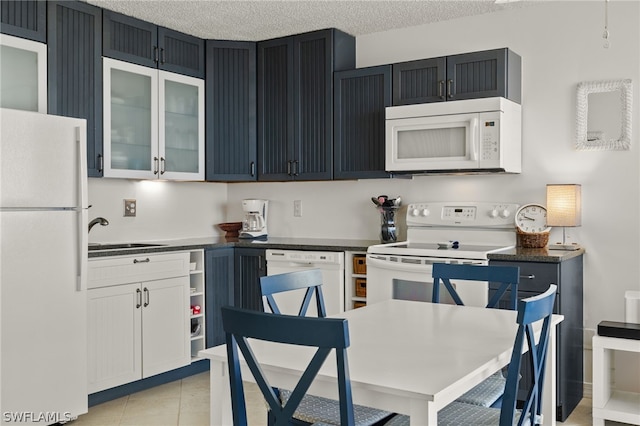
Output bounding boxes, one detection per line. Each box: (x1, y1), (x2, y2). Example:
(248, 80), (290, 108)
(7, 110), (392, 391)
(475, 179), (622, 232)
(88, 252), (191, 393)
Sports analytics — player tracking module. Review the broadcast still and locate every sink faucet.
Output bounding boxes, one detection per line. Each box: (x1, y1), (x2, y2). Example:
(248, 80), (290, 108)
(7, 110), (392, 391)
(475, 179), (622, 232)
(88, 217), (109, 233)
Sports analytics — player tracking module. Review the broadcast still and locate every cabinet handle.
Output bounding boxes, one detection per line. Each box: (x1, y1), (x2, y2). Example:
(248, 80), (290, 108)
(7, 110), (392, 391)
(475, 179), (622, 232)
(153, 46), (159, 63)
(97, 154), (103, 173)
(287, 161), (292, 176)
(143, 287), (150, 307)
(160, 48), (166, 65)
(136, 288), (142, 309)
(438, 80), (445, 99)
(520, 274), (535, 280)
(153, 157), (159, 175)
(293, 160), (299, 176)
(133, 258), (150, 264)
(447, 79), (453, 99)
(250, 161), (255, 177)
(160, 157), (166, 175)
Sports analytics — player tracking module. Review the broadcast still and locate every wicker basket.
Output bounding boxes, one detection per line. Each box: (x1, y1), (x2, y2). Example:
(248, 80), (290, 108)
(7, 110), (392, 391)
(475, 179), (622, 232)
(355, 278), (367, 297)
(353, 255), (367, 274)
(517, 229), (550, 248)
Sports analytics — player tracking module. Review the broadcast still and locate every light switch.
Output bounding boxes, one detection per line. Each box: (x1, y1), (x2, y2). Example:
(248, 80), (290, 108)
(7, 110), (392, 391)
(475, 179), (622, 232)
(124, 199), (136, 217)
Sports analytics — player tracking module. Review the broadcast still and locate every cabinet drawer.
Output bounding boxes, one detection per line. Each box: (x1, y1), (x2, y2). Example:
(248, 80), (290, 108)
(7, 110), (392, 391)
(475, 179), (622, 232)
(490, 260), (560, 293)
(88, 252), (190, 288)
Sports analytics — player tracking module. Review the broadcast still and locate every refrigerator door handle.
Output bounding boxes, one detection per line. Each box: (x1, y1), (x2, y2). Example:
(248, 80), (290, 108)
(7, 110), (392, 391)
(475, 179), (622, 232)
(76, 126), (88, 292)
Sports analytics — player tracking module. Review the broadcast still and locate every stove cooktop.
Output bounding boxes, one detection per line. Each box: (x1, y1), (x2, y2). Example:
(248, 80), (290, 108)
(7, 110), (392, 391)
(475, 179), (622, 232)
(367, 241), (514, 260)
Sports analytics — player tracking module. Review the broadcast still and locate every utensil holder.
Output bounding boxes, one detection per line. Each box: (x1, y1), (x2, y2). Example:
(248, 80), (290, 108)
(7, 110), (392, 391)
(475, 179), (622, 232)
(379, 206), (398, 243)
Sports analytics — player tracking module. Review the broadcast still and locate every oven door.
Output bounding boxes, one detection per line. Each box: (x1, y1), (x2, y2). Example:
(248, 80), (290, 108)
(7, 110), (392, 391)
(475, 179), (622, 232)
(365, 254), (488, 307)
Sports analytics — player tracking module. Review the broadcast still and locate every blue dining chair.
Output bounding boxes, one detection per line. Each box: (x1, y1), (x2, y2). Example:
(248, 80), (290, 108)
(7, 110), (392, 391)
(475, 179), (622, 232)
(260, 269), (327, 317)
(431, 263), (520, 309)
(259, 269), (395, 425)
(384, 284), (558, 426)
(222, 306), (396, 426)
(432, 263), (521, 407)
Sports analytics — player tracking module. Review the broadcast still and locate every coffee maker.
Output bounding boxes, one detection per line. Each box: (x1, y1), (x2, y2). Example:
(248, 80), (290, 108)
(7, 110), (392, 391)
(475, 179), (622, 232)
(240, 199), (268, 239)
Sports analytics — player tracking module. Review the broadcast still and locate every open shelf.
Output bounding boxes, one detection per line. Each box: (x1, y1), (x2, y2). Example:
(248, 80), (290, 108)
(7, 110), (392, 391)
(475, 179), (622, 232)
(592, 335), (640, 425)
(345, 252), (367, 310)
(188, 250), (206, 360)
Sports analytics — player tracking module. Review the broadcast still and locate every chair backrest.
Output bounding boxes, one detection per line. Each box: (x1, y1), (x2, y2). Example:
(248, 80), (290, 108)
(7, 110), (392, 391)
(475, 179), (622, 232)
(221, 306), (356, 426)
(259, 269), (327, 317)
(499, 284), (557, 426)
(432, 263), (521, 309)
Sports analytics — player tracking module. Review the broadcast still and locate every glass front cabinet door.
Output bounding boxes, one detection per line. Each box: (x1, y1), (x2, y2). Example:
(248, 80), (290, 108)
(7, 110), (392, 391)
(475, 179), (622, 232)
(103, 58), (204, 180)
(0, 34), (47, 113)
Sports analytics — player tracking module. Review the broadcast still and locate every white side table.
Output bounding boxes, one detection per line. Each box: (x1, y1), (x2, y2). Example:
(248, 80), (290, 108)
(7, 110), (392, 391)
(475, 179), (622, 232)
(592, 335), (640, 426)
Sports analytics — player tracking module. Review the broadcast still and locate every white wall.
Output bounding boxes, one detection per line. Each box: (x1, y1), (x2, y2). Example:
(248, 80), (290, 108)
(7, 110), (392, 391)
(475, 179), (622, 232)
(87, 178), (227, 243)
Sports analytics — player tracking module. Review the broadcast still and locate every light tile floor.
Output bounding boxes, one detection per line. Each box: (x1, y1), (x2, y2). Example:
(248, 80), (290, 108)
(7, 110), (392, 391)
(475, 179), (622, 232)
(73, 372), (623, 425)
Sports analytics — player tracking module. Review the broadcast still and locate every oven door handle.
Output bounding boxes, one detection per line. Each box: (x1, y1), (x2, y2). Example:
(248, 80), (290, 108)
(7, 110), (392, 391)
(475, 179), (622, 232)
(366, 255), (435, 273)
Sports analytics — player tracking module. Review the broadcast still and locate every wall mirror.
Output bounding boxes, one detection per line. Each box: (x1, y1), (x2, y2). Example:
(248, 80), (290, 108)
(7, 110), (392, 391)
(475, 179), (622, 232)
(575, 79), (633, 150)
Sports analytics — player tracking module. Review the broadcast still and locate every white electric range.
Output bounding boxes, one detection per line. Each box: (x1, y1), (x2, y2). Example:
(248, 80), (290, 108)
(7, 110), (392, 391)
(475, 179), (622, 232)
(366, 201), (519, 306)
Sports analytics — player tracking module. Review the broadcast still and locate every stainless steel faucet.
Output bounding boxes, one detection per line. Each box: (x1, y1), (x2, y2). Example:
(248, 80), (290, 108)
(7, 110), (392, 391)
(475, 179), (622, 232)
(88, 217), (109, 233)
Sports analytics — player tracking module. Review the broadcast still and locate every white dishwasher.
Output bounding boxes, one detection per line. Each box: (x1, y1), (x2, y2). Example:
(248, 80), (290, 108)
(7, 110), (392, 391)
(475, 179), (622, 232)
(265, 249), (345, 316)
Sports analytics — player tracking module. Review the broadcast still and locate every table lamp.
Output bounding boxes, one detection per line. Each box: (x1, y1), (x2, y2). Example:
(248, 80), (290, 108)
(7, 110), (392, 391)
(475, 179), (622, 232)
(546, 184), (582, 250)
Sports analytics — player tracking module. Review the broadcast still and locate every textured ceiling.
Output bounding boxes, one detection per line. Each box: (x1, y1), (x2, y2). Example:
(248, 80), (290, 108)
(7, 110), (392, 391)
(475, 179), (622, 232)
(86, 0), (531, 41)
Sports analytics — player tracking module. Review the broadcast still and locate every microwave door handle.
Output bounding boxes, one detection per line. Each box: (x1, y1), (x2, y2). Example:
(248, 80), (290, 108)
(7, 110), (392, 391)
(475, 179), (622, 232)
(470, 117), (479, 162)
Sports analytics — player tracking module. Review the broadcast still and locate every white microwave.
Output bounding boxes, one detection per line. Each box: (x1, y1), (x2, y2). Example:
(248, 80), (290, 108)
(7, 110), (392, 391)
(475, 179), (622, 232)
(385, 97), (521, 174)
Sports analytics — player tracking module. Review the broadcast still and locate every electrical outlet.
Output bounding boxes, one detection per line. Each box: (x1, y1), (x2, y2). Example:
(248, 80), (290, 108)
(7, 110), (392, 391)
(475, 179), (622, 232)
(293, 200), (302, 217)
(124, 199), (136, 217)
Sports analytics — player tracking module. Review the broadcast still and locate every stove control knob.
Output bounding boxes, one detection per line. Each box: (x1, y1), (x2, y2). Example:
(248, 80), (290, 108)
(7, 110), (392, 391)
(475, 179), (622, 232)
(489, 209), (499, 218)
(499, 209), (511, 218)
(421, 208), (430, 217)
(411, 208), (420, 216)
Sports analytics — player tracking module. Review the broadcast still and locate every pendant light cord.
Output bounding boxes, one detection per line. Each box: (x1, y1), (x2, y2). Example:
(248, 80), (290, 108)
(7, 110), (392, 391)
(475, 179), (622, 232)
(603, 0), (610, 48)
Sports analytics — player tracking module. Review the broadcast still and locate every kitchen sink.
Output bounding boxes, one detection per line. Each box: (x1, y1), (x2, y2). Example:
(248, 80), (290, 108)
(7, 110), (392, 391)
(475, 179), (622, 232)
(88, 243), (166, 251)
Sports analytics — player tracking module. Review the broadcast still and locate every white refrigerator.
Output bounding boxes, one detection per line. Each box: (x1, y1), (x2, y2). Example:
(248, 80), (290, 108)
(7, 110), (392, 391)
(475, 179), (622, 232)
(0, 108), (88, 423)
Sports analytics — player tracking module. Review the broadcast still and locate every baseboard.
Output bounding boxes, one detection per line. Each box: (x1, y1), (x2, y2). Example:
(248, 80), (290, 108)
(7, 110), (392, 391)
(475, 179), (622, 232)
(88, 359), (210, 407)
(583, 382), (592, 399)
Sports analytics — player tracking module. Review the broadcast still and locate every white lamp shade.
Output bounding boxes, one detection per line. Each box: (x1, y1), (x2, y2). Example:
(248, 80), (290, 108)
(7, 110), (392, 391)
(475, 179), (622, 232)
(546, 184), (582, 227)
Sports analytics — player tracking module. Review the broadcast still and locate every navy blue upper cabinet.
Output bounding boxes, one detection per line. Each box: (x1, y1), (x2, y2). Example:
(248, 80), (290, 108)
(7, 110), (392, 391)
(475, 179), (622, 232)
(334, 66), (392, 180)
(258, 29), (355, 181)
(102, 10), (204, 78)
(47, 1), (103, 177)
(393, 48), (521, 105)
(205, 40), (257, 182)
(0, 0), (46, 42)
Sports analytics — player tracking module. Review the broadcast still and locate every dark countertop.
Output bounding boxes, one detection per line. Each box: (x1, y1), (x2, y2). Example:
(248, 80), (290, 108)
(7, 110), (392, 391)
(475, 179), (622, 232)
(488, 246), (585, 263)
(88, 237), (380, 258)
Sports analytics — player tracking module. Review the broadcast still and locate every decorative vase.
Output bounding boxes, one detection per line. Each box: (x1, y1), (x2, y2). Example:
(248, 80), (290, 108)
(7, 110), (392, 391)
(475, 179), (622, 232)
(379, 206), (398, 243)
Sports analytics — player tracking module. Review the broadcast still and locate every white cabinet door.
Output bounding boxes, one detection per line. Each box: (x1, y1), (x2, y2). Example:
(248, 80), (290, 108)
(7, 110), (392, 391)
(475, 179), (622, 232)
(159, 71), (204, 180)
(0, 34), (47, 112)
(141, 276), (191, 377)
(87, 283), (142, 393)
(103, 58), (204, 180)
(103, 58), (158, 179)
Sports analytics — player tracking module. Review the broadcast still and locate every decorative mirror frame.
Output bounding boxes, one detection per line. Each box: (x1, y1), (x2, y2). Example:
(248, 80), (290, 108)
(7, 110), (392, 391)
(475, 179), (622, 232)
(575, 79), (633, 150)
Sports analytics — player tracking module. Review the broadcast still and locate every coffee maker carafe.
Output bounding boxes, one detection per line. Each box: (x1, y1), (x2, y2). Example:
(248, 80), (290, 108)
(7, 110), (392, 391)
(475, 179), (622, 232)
(240, 199), (268, 239)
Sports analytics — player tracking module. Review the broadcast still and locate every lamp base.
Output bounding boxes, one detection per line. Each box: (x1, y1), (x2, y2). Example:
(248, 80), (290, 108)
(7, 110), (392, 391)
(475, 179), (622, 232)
(548, 243), (581, 251)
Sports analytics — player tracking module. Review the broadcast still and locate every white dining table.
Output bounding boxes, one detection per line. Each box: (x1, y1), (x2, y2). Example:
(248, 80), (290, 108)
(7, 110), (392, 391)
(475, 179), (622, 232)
(199, 299), (563, 426)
